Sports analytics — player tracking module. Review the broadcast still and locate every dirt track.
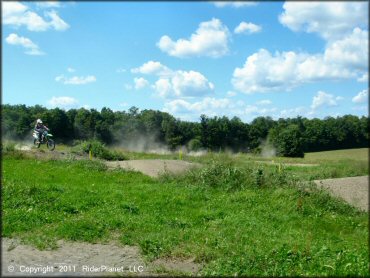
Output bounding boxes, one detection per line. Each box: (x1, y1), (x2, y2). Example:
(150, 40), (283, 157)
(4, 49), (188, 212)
(105, 159), (201, 177)
(314, 176), (369, 212)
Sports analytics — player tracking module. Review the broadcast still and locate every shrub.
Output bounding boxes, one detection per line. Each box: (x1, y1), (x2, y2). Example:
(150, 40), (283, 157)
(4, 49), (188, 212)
(72, 140), (126, 161)
(188, 138), (202, 151)
(269, 124), (305, 158)
(175, 160), (255, 190)
(253, 167), (264, 187)
(1, 141), (26, 159)
(1, 141), (16, 152)
(164, 159), (299, 191)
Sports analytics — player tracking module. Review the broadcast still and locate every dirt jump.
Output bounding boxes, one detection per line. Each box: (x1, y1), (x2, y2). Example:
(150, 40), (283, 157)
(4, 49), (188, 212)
(314, 176), (369, 212)
(105, 159), (201, 178)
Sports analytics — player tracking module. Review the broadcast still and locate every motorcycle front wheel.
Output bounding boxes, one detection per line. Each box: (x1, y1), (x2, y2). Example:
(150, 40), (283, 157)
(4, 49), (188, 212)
(47, 139), (55, 151)
(34, 138), (41, 148)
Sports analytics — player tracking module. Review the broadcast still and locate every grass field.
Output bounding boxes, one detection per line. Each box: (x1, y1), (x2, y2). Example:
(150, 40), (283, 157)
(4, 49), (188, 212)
(2, 147), (369, 275)
(305, 148), (369, 162)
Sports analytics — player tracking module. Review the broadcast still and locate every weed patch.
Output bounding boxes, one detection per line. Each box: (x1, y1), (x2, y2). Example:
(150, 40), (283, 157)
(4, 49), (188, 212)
(72, 140), (127, 161)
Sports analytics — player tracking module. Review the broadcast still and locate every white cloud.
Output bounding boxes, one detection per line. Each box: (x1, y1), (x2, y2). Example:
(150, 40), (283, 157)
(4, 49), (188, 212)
(163, 97), (277, 121)
(132, 61), (215, 98)
(153, 79), (172, 98)
(279, 107), (308, 118)
(245, 105), (277, 116)
(154, 70), (214, 98)
(36, 1), (61, 8)
(352, 105), (367, 112)
(48, 96), (78, 108)
(67, 67), (75, 73)
(124, 84), (133, 90)
(134, 77), (149, 90)
(232, 32), (367, 94)
(173, 71), (214, 97)
(5, 33), (44, 55)
(119, 102), (129, 107)
(232, 49), (303, 93)
(164, 97), (234, 116)
(357, 73), (368, 83)
(157, 18), (231, 58)
(234, 22), (261, 34)
(226, 91), (237, 97)
(6, 33), (36, 48)
(4, 10), (49, 31)
(2, 2), (28, 17)
(311, 91), (339, 110)
(279, 2), (368, 41)
(3, 2), (69, 31)
(165, 95), (346, 121)
(45, 10), (69, 31)
(352, 89), (368, 104)
(324, 28), (368, 72)
(55, 75), (96, 85)
(213, 2), (258, 8)
(131, 61), (172, 77)
(231, 3), (368, 94)
(116, 68), (126, 73)
(256, 99), (272, 106)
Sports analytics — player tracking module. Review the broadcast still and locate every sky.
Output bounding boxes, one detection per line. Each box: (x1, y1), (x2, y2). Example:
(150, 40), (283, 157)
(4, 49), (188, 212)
(3, 1), (369, 122)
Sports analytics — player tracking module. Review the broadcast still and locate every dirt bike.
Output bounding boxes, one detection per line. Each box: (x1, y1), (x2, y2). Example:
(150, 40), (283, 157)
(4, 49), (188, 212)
(33, 130), (55, 151)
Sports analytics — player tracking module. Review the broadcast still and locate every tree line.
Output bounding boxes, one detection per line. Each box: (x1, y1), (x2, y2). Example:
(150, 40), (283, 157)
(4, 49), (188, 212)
(2, 104), (369, 157)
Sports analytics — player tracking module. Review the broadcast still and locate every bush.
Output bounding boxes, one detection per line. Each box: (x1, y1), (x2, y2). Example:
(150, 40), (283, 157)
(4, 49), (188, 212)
(171, 160), (255, 190)
(197, 160), (246, 190)
(1, 141), (16, 152)
(72, 140), (126, 161)
(187, 138), (202, 151)
(269, 124), (305, 158)
(163, 159), (299, 191)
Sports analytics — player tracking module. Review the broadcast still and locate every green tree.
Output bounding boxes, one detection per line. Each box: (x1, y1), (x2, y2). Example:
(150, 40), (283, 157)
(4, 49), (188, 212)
(269, 124), (304, 157)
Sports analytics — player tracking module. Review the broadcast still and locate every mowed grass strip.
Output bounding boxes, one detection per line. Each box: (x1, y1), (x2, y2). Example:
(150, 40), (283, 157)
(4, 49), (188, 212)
(2, 155), (368, 276)
(305, 148), (369, 162)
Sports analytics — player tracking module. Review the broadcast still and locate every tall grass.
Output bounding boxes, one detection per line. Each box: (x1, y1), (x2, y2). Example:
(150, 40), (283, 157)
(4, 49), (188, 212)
(71, 140), (127, 161)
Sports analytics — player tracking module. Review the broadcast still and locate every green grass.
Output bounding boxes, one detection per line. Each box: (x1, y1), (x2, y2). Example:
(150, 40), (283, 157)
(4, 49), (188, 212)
(305, 148), (369, 162)
(2, 152), (368, 276)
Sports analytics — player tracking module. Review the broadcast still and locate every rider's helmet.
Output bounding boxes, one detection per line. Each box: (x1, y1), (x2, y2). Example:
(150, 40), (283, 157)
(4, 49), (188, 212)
(36, 119), (43, 124)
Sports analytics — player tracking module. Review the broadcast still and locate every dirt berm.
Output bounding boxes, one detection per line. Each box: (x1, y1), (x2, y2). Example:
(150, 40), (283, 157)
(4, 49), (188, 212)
(314, 176), (368, 212)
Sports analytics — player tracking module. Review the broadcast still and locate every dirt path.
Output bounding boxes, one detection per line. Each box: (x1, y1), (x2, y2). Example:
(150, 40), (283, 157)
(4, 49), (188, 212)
(105, 159), (201, 178)
(314, 176), (369, 212)
(2, 238), (200, 276)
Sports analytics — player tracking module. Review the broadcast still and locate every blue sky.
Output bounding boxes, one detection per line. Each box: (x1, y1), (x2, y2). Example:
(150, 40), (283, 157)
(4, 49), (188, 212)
(3, 1), (369, 122)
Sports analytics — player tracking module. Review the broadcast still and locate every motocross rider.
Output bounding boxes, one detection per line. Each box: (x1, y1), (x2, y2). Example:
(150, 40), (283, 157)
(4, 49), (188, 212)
(34, 119), (49, 143)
